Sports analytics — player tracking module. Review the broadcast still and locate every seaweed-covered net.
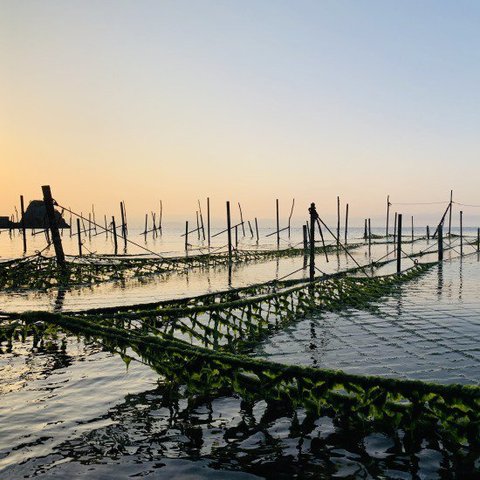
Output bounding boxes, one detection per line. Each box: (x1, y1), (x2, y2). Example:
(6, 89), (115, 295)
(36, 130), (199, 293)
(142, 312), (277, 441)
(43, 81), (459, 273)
(2, 262), (479, 455)
(0, 243), (345, 290)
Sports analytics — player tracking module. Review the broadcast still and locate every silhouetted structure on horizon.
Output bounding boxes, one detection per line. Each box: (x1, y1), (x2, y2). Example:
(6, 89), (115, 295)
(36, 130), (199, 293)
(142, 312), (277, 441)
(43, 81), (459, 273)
(0, 200), (69, 229)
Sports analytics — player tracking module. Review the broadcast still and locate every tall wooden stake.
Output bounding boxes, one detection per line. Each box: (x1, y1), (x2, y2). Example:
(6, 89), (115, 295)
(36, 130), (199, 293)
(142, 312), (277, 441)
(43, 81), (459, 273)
(248, 220), (254, 238)
(41, 185), (66, 269)
(20, 195), (27, 254)
(460, 210), (463, 256)
(411, 216), (414, 241)
(77, 218), (83, 257)
(288, 198), (295, 239)
(238, 203), (245, 236)
(448, 190), (453, 237)
(112, 216), (118, 254)
(120, 202), (127, 250)
(159, 200), (163, 235)
(276, 199), (280, 248)
(396, 214), (402, 273)
(185, 221), (189, 251)
(336, 196), (340, 246)
(207, 197), (211, 248)
(255, 217), (259, 243)
(226, 201), (232, 261)
(344, 203), (349, 245)
(309, 203), (316, 281)
(198, 200), (206, 240)
(393, 212), (398, 247)
(196, 211), (200, 240)
(438, 223), (444, 261)
(386, 195), (390, 238)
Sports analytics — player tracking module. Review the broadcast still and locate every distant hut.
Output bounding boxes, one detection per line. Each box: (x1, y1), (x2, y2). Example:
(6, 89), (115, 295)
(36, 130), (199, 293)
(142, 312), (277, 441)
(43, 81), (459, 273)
(19, 200), (70, 229)
(0, 216), (12, 228)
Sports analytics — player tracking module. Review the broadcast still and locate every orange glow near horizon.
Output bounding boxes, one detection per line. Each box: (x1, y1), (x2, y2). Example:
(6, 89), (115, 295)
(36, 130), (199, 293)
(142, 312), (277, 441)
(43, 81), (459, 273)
(2, 2), (479, 225)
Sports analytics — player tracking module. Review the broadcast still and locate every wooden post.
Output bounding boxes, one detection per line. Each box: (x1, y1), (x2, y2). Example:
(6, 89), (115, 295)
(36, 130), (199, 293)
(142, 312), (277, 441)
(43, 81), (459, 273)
(276, 199), (280, 248)
(248, 220), (254, 238)
(426, 225), (430, 240)
(235, 225), (238, 247)
(227, 201), (232, 260)
(288, 198), (295, 239)
(104, 215), (108, 238)
(20, 195), (27, 254)
(303, 224), (308, 251)
(144, 214), (148, 238)
(92, 204), (97, 234)
(255, 217), (259, 243)
(159, 200), (163, 235)
(396, 214), (402, 273)
(368, 218), (371, 242)
(316, 218), (329, 263)
(411, 216), (414, 241)
(185, 221), (189, 251)
(151, 212), (157, 236)
(309, 203), (316, 281)
(336, 196), (340, 247)
(438, 223), (444, 261)
(88, 213), (92, 238)
(460, 210), (463, 256)
(364, 219), (368, 240)
(393, 212), (398, 247)
(477, 227), (480, 252)
(120, 202), (127, 250)
(196, 211), (200, 240)
(112, 216), (118, 254)
(386, 195), (390, 238)
(77, 218), (82, 257)
(41, 185), (66, 269)
(344, 203), (349, 245)
(448, 190), (453, 237)
(198, 200), (206, 240)
(207, 197), (211, 248)
(238, 203), (245, 236)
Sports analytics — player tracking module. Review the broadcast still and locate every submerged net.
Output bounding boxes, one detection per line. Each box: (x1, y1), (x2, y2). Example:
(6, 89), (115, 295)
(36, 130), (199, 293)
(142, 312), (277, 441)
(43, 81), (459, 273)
(3, 262), (478, 453)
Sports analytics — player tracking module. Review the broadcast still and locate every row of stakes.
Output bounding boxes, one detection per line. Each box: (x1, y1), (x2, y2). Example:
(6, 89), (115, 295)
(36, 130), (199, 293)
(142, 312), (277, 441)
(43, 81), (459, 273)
(4, 187), (480, 276)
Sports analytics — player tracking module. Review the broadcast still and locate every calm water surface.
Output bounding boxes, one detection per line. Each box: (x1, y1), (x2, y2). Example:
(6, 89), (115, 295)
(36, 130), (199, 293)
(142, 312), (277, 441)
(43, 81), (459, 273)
(1, 228), (479, 478)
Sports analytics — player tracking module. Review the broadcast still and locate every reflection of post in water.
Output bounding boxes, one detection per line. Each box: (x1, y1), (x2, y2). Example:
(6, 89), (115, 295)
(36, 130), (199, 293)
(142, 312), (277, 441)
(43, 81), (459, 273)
(458, 259), (463, 301)
(309, 321), (318, 367)
(275, 256), (279, 280)
(54, 288), (66, 312)
(437, 264), (444, 300)
(303, 225), (308, 269)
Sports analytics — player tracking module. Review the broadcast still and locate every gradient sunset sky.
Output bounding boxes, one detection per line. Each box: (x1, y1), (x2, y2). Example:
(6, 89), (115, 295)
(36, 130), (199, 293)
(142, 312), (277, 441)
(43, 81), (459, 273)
(2, 1), (480, 224)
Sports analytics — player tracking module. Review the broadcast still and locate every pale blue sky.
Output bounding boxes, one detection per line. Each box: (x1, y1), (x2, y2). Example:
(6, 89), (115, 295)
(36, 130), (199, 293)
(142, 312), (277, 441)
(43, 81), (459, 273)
(2, 1), (480, 223)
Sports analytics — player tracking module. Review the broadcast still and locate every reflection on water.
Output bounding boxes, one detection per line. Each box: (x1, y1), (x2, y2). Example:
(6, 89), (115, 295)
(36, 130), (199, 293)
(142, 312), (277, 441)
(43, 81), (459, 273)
(256, 255), (480, 386)
(1, 330), (478, 479)
(0, 238), (463, 313)
(1, 229), (479, 478)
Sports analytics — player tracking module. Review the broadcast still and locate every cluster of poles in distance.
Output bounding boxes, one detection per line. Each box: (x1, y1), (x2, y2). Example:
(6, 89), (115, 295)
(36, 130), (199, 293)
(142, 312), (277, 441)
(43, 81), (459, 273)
(4, 187), (480, 280)
(181, 198), (296, 252)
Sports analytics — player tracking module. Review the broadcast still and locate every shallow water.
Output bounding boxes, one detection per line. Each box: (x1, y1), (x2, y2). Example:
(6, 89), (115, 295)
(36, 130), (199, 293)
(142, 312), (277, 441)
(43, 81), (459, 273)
(0, 227), (469, 313)
(1, 229), (479, 478)
(255, 255), (480, 385)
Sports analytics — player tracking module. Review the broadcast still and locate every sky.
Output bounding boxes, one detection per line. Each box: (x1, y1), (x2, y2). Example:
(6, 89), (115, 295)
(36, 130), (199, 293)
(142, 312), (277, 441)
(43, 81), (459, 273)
(2, 1), (480, 226)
